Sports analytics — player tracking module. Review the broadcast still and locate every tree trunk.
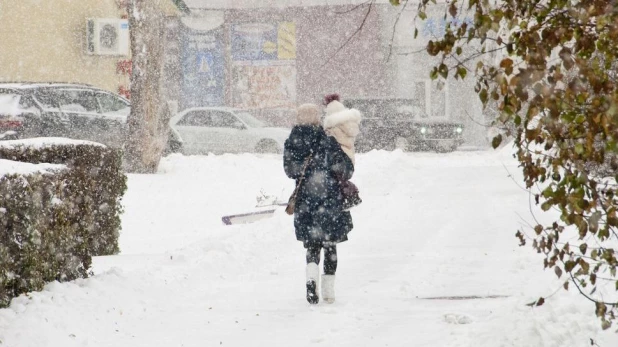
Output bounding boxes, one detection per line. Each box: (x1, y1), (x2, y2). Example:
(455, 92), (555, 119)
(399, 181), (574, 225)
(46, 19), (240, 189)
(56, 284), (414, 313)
(125, 0), (168, 173)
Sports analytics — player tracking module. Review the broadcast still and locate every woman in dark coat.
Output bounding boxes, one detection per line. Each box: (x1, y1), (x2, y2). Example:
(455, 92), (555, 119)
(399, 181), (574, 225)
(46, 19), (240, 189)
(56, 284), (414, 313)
(284, 103), (354, 304)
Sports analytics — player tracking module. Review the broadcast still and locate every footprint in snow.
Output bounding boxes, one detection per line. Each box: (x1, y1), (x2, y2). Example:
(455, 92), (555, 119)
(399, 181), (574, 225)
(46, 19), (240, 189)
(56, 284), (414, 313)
(444, 313), (473, 324)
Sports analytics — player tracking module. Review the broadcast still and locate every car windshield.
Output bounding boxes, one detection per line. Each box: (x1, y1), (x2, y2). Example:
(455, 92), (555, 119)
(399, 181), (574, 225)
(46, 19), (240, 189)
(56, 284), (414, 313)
(235, 111), (265, 128)
(0, 90), (37, 115)
(396, 105), (420, 115)
(33, 89), (62, 111)
(0, 93), (22, 116)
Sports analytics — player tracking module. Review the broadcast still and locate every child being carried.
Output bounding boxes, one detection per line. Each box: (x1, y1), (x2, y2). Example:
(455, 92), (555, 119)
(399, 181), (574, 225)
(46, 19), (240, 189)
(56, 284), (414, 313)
(322, 94), (362, 210)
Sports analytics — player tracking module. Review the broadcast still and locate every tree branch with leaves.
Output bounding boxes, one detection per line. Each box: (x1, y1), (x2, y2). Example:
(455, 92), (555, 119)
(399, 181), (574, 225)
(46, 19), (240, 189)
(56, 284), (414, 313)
(394, 0), (618, 329)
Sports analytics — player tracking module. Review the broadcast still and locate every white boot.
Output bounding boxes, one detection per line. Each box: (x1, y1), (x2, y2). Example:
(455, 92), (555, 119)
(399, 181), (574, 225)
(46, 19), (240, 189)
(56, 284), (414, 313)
(321, 274), (335, 304)
(306, 263), (319, 304)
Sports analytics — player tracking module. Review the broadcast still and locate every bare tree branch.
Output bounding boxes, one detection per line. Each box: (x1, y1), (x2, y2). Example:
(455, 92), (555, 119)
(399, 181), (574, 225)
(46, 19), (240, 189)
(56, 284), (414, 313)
(569, 272), (617, 306)
(386, 0), (410, 62)
(463, 110), (493, 127)
(319, 0), (375, 70)
(396, 47), (429, 55)
(333, 0), (373, 14)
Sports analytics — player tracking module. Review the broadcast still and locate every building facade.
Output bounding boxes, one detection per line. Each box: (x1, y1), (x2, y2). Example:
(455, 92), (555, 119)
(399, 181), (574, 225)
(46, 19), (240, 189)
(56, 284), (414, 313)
(0, 0), (181, 97)
(383, 3), (489, 146)
(178, 2), (392, 126)
(179, 0), (490, 145)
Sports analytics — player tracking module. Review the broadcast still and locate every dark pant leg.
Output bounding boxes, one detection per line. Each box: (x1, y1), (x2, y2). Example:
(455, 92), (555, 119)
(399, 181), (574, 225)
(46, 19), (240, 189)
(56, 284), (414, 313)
(323, 244), (337, 275)
(306, 244), (321, 265)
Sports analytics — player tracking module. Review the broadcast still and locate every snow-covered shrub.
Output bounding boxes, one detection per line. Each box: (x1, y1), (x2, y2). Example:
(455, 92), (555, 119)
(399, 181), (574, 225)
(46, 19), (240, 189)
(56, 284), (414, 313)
(1, 164), (71, 306)
(0, 139), (127, 256)
(0, 139), (127, 307)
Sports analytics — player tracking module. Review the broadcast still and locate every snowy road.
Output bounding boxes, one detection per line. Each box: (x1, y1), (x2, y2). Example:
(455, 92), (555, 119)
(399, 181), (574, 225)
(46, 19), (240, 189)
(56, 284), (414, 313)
(1, 149), (617, 346)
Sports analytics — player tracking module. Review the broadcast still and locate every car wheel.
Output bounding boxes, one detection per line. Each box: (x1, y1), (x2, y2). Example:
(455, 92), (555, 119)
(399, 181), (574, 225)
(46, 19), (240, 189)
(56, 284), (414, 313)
(163, 140), (182, 156)
(435, 141), (457, 153)
(394, 137), (408, 151)
(0, 131), (19, 141)
(255, 140), (279, 153)
(356, 142), (370, 153)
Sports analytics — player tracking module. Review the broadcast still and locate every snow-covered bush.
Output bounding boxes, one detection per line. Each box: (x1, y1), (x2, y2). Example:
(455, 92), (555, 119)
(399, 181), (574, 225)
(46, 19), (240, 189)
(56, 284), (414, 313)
(0, 139), (127, 307)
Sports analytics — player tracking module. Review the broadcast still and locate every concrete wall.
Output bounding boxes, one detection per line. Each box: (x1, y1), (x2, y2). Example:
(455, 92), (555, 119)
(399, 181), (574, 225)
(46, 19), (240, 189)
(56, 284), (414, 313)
(292, 5), (391, 103)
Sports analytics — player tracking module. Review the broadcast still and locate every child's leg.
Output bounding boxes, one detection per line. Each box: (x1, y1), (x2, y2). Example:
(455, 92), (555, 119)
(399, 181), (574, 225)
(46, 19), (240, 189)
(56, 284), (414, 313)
(305, 244), (322, 304)
(321, 244), (337, 303)
(323, 244), (337, 275)
(306, 244), (322, 265)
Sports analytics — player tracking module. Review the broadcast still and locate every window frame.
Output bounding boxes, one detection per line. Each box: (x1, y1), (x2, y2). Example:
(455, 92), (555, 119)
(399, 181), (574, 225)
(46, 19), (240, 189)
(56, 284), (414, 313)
(95, 91), (130, 114)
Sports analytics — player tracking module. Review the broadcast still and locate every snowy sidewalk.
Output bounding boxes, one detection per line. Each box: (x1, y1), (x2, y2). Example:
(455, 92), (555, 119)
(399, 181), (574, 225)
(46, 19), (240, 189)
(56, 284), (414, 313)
(1, 150), (616, 347)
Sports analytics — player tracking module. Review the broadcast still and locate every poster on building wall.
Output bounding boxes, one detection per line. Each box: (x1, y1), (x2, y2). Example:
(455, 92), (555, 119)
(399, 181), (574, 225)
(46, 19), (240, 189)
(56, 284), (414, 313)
(277, 22), (296, 60)
(181, 26), (225, 109)
(231, 22), (296, 61)
(230, 21), (297, 110)
(421, 17), (473, 38)
(231, 62), (297, 109)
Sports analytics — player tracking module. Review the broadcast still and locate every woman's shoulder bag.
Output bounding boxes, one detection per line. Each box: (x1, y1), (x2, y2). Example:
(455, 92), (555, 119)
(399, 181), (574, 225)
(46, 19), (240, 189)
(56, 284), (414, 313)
(285, 154), (313, 215)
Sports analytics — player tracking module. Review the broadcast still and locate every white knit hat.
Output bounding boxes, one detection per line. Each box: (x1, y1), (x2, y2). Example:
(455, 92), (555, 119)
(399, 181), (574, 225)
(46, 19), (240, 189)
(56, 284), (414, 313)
(325, 100), (346, 116)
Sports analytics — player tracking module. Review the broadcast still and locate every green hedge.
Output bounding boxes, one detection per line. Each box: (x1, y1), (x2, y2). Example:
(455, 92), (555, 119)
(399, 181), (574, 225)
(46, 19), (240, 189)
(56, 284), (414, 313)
(0, 138), (127, 307)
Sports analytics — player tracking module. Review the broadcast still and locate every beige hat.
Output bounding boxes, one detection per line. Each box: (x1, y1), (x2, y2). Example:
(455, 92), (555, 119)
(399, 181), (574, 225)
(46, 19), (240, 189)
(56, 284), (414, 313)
(297, 103), (320, 125)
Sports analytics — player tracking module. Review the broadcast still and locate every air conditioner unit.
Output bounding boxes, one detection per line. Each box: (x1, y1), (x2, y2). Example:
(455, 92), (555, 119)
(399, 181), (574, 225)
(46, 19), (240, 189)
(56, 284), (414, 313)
(86, 18), (130, 56)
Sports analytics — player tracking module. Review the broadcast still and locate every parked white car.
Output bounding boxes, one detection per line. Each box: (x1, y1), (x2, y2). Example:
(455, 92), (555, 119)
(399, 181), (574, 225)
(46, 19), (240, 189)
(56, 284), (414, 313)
(170, 107), (291, 155)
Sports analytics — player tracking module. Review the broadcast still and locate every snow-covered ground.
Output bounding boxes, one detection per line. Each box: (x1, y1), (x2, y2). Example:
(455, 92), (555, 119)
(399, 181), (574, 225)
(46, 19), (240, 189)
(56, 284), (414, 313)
(1, 148), (617, 347)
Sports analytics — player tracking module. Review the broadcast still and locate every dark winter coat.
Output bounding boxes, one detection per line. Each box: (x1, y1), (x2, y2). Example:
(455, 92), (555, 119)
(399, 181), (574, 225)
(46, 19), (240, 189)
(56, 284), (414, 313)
(284, 124), (354, 247)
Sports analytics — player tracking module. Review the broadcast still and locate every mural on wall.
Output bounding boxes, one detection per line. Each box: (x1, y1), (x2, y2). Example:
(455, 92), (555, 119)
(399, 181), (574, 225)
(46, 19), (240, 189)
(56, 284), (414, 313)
(231, 63), (297, 109)
(231, 22), (297, 110)
(231, 22), (296, 61)
(180, 25), (225, 109)
(421, 17), (474, 38)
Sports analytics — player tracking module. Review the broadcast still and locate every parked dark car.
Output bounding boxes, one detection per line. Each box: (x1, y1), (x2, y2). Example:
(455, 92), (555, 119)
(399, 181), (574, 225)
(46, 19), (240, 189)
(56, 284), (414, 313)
(0, 82), (182, 153)
(343, 98), (464, 152)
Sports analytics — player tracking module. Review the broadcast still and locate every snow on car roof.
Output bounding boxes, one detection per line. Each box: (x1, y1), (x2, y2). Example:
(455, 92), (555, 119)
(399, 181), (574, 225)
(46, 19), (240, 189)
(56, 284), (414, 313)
(0, 82), (94, 88)
(0, 83), (114, 93)
(0, 83), (130, 103)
